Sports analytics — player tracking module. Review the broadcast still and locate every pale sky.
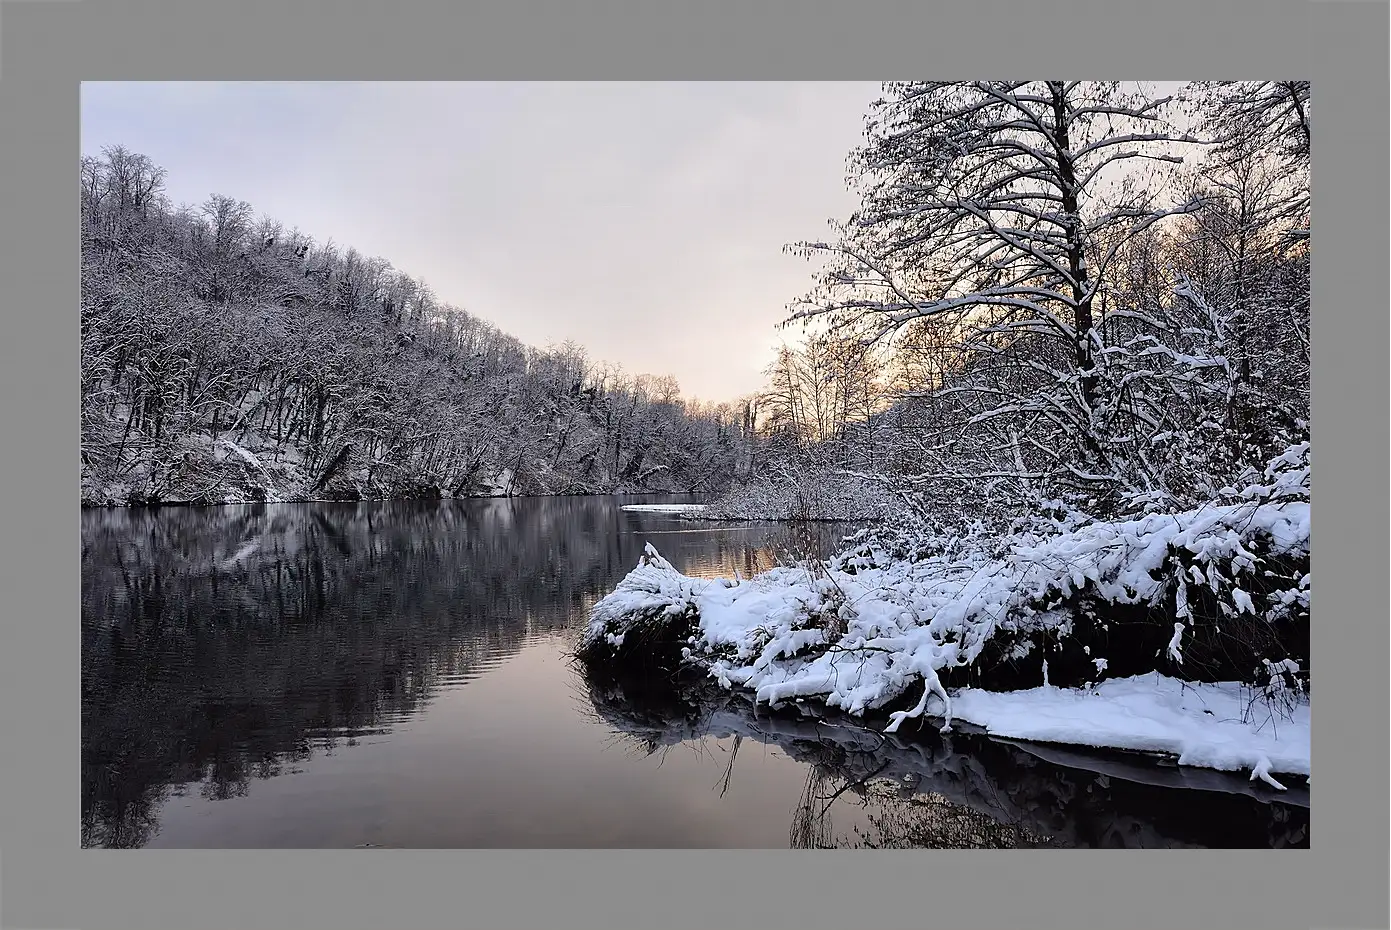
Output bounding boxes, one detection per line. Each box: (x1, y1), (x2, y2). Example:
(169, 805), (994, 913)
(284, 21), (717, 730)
(81, 82), (884, 404)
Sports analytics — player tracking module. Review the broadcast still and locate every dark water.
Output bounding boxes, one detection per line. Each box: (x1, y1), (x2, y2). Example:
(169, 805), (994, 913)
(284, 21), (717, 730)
(81, 496), (1308, 849)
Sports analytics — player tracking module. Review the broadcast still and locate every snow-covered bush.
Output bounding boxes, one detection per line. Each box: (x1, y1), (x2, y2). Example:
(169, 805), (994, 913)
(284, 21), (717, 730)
(576, 545), (706, 672)
(703, 466), (898, 522)
(580, 446), (1309, 750)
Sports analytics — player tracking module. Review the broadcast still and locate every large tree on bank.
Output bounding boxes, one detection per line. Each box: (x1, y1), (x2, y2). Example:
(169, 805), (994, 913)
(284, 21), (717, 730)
(787, 81), (1218, 512)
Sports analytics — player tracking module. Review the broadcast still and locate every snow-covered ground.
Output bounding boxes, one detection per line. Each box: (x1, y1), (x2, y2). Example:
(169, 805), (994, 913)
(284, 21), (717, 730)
(581, 448), (1311, 786)
(700, 472), (897, 521)
(589, 681), (1309, 849)
(949, 674), (1307, 789)
(619, 504), (709, 514)
(81, 422), (699, 507)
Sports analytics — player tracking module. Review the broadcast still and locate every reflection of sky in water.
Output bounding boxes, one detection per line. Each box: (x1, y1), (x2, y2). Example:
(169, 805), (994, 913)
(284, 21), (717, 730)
(147, 641), (861, 848)
(82, 498), (1306, 849)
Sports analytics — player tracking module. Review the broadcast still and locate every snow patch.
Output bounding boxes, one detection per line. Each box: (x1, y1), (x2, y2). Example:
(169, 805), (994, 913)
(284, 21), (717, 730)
(620, 504), (709, 514)
(582, 463), (1310, 783)
(950, 673), (1309, 782)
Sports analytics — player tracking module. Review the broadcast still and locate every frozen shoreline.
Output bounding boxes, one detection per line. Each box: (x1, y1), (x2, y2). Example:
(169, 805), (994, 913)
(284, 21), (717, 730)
(619, 503), (710, 514)
(579, 454), (1312, 786)
(946, 673), (1308, 788)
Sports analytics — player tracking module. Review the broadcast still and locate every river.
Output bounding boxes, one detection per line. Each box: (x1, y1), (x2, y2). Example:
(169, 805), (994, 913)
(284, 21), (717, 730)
(80, 495), (1308, 848)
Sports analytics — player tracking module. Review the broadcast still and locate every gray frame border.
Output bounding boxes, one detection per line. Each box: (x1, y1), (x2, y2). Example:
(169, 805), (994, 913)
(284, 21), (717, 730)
(2, 0), (1386, 928)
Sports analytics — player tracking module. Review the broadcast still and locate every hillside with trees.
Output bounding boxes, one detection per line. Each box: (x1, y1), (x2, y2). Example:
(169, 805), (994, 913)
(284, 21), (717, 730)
(80, 150), (763, 506)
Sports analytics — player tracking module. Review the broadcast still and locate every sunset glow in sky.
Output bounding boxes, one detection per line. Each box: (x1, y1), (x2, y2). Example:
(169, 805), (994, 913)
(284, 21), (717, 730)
(81, 82), (886, 404)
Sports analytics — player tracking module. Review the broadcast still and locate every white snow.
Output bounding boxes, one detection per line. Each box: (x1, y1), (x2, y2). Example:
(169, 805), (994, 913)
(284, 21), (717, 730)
(218, 439), (280, 495)
(219, 439), (264, 470)
(619, 504), (710, 514)
(949, 673), (1308, 787)
(1167, 622), (1185, 665)
(482, 467), (515, 497)
(1232, 588), (1255, 614)
(583, 458), (1310, 784)
(704, 470), (896, 521)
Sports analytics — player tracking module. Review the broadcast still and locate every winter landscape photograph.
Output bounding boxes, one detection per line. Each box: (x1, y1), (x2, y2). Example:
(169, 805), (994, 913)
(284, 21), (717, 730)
(81, 80), (1311, 850)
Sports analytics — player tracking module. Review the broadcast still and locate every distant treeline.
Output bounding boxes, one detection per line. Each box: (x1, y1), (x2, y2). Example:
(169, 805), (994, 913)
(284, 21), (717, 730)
(80, 149), (762, 505)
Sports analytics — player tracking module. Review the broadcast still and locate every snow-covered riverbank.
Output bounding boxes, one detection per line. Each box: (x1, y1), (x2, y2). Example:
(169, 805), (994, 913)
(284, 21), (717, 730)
(946, 673), (1307, 788)
(579, 449), (1311, 785)
(81, 435), (709, 508)
(619, 504), (710, 514)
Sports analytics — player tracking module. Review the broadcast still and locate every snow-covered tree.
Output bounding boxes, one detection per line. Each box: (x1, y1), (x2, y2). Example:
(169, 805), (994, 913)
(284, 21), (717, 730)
(79, 149), (748, 505)
(784, 81), (1308, 515)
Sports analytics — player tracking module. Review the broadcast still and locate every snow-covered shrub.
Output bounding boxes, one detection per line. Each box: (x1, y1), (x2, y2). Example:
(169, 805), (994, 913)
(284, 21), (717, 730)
(1243, 657), (1307, 727)
(704, 466), (898, 522)
(580, 445), (1310, 741)
(576, 544), (706, 672)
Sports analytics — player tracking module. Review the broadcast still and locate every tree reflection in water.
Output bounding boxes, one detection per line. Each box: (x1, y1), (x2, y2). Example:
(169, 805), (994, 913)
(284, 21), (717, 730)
(83, 499), (1306, 850)
(583, 675), (1309, 850)
(82, 498), (669, 847)
(81, 497), (862, 848)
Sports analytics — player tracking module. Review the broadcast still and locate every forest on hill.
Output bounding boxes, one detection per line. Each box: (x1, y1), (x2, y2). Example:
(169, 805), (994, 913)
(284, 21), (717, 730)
(80, 157), (763, 505)
(82, 81), (1308, 527)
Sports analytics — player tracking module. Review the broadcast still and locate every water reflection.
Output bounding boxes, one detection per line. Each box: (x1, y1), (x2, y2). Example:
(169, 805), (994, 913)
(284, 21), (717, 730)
(80, 497), (862, 848)
(585, 680), (1310, 849)
(82, 498), (1304, 849)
